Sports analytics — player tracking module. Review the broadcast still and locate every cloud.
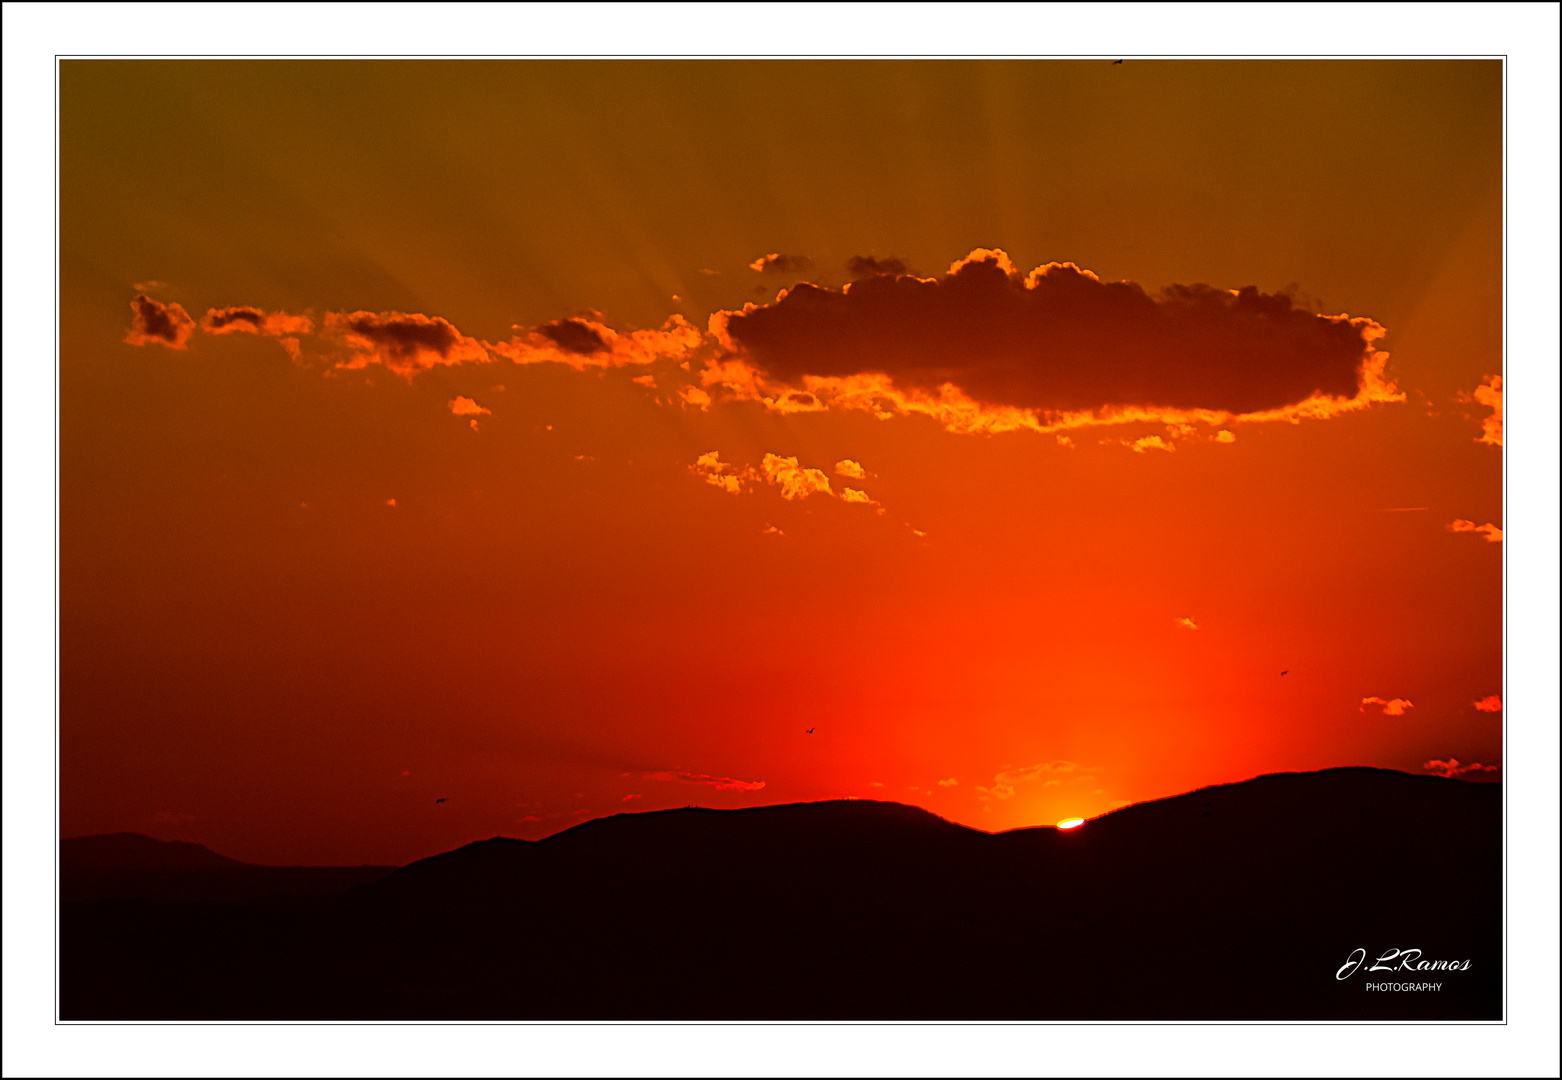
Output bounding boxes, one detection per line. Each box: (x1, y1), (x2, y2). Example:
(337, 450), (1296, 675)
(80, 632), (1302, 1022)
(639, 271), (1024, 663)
(840, 487), (883, 512)
(1361, 696), (1414, 716)
(1472, 375), (1502, 447)
(678, 385), (713, 410)
(1423, 758), (1499, 779)
(835, 459), (868, 479)
(201, 305), (313, 337)
(1214, 430), (1237, 443)
(689, 451), (755, 495)
(760, 454), (834, 500)
(749, 253), (814, 274)
(1448, 519), (1502, 543)
(125, 294), (195, 349)
(847, 255), (907, 278)
(976, 760), (1083, 800)
(490, 314), (701, 372)
(323, 310), (489, 377)
(449, 396), (491, 417)
(1129, 435), (1174, 453)
(645, 770), (766, 792)
(621, 794), (642, 802)
(936, 777), (958, 787)
(1473, 695), (1502, 712)
(708, 248), (1401, 435)
(1176, 617), (1198, 630)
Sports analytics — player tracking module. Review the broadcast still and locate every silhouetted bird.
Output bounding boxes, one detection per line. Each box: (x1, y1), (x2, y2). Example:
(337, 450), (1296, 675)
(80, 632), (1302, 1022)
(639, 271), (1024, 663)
(1113, 59), (1123, 64)
(435, 798), (446, 803)
(806, 728), (814, 734)
(1281, 671), (1289, 676)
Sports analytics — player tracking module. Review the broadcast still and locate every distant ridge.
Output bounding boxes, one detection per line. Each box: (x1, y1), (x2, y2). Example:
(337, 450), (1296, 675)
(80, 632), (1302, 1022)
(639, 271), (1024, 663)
(62, 767), (1500, 1020)
(61, 833), (397, 904)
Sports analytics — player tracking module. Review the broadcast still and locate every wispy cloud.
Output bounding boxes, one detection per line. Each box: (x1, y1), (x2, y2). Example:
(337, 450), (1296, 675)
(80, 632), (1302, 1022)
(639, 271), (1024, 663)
(644, 770), (766, 792)
(1423, 758), (1499, 779)
(1448, 519), (1502, 543)
(1473, 695), (1502, 713)
(1361, 696), (1414, 716)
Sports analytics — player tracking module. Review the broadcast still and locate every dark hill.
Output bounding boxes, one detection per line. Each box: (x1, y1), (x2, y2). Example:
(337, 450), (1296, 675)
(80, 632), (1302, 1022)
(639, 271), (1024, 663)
(61, 833), (398, 904)
(61, 767), (1500, 1020)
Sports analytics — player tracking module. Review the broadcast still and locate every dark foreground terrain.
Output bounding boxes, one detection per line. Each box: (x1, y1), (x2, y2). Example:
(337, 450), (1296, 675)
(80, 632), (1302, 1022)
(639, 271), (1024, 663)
(61, 767), (1500, 1019)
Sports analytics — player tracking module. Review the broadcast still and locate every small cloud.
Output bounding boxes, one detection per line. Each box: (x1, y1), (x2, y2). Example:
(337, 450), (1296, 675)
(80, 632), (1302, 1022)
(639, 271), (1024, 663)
(131, 280), (168, 294)
(201, 305), (313, 338)
(1214, 430), (1236, 443)
(644, 770), (766, 792)
(1056, 434), (1074, 448)
(846, 255), (907, 278)
(1449, 519), (1502, 543)
(835, 459), (868, 479)
(750, 253), (814, 275)
(449, 396), (491, 417)
(125, 294), (195, 349)
(324, 309), (489, 376)
(869, 781), (885, 788)
(385, 498), (397, 507)
(910, 526), (926, 538)
(698, 268), (720, 276)
(621, 794), (642, 802)
(631, 374), (657, 388)
(762, 524), (783, 536)
(760, 453), (833, 500)
(678, 385), (713, 410)
(520, 815), (542, 822)
(1176, 616), (1198, 631)
(1361, 696), (1414, 716)
(1423, 758), (1499, 779)
(936, 778), (958, 787)
(1473, 695), (1502, 713)
(840, 487), (883, 512)
(977, 760), (1084, 801)
(690, 450), (754, 495)
(1128, 435), (1174, 453)
(538, 317), (610, 355)
(1471, 375), (1502, 447)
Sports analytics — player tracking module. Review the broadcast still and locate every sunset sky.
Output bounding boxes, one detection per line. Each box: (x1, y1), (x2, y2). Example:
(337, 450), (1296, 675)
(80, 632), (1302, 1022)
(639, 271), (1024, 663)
(57, 58), (1511, 867)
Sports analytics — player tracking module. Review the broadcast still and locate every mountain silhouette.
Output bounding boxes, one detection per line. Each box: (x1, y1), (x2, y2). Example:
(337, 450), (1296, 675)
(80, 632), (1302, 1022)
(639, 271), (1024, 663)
(61, 767), (1499, 1020)
(62, 832), (397, 904)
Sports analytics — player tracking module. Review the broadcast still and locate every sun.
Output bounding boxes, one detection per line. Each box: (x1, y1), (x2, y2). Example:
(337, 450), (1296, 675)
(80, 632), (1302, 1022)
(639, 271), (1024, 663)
(1056, 817), (1085, 830)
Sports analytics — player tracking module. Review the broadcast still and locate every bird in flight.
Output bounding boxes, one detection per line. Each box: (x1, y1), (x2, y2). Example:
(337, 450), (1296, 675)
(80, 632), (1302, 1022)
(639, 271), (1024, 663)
(1281, 671), (1289, 676)
(435, 797), (446, 803)
(1113, 59), (1123, 65)
(806, 728), (815, 734)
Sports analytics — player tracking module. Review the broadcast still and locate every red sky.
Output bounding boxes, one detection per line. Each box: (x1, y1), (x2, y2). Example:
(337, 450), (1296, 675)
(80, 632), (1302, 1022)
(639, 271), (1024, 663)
(59, 60), (1506, 866)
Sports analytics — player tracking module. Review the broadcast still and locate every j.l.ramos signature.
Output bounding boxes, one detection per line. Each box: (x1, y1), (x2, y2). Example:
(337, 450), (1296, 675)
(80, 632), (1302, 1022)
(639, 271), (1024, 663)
(1336, 948), (1472, 980)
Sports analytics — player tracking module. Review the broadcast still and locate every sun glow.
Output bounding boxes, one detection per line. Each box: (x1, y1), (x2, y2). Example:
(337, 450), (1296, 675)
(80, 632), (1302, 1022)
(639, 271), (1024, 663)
(1057, 818), (1085, 830)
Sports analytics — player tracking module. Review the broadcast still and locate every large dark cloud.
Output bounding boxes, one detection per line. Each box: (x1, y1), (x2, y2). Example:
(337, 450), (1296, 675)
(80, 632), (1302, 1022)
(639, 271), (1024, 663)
(124, 294), (195, 349)
(846, 255), (907, 278)
(721, 253), (1376, 415)
(537, 317), (609, 355)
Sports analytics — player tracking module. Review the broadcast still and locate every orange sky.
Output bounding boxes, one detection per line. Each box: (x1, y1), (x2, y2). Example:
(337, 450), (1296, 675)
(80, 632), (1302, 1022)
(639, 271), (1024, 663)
(59, 60), (1505, 865)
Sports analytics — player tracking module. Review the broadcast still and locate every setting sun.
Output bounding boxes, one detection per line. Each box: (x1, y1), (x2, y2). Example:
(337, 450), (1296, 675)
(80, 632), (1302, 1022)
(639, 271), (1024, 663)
(1057, 818), (1086, 831)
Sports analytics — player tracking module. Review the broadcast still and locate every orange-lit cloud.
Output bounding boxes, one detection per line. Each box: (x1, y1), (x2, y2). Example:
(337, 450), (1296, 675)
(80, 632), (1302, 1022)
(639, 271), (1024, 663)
(1361, 696), (1414, 716)
(1472, 374), (1502, 447)
(644, 770), (766, 792)
(678, 385), (713, 410)
(1423, 758), (1499, 779)
(1473, 695), (1502, 712)
(977, 760), (1082, 800)
(936, 777), (958, 787)
(448, 396), (491, 417)
(1176, 617), (1198, 631)
(840, 487), (883, 512)
(201, 305), (313, 337)
(1448, 519), (1503, 543)
(835, 459), (868, 479)
(1214, 430), (1237, 443)
(846, 255), (908, 278)
(759, 454), (833, 501)
(323, 310), (489, 377)
(124, 294), (195, 349)
(689, 451), (755, 495)
(490, 314), (701, 372)
(715, 250), (1395, 431)
(1129, 435), (1174, 453)
(750, 253), (813, 275)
